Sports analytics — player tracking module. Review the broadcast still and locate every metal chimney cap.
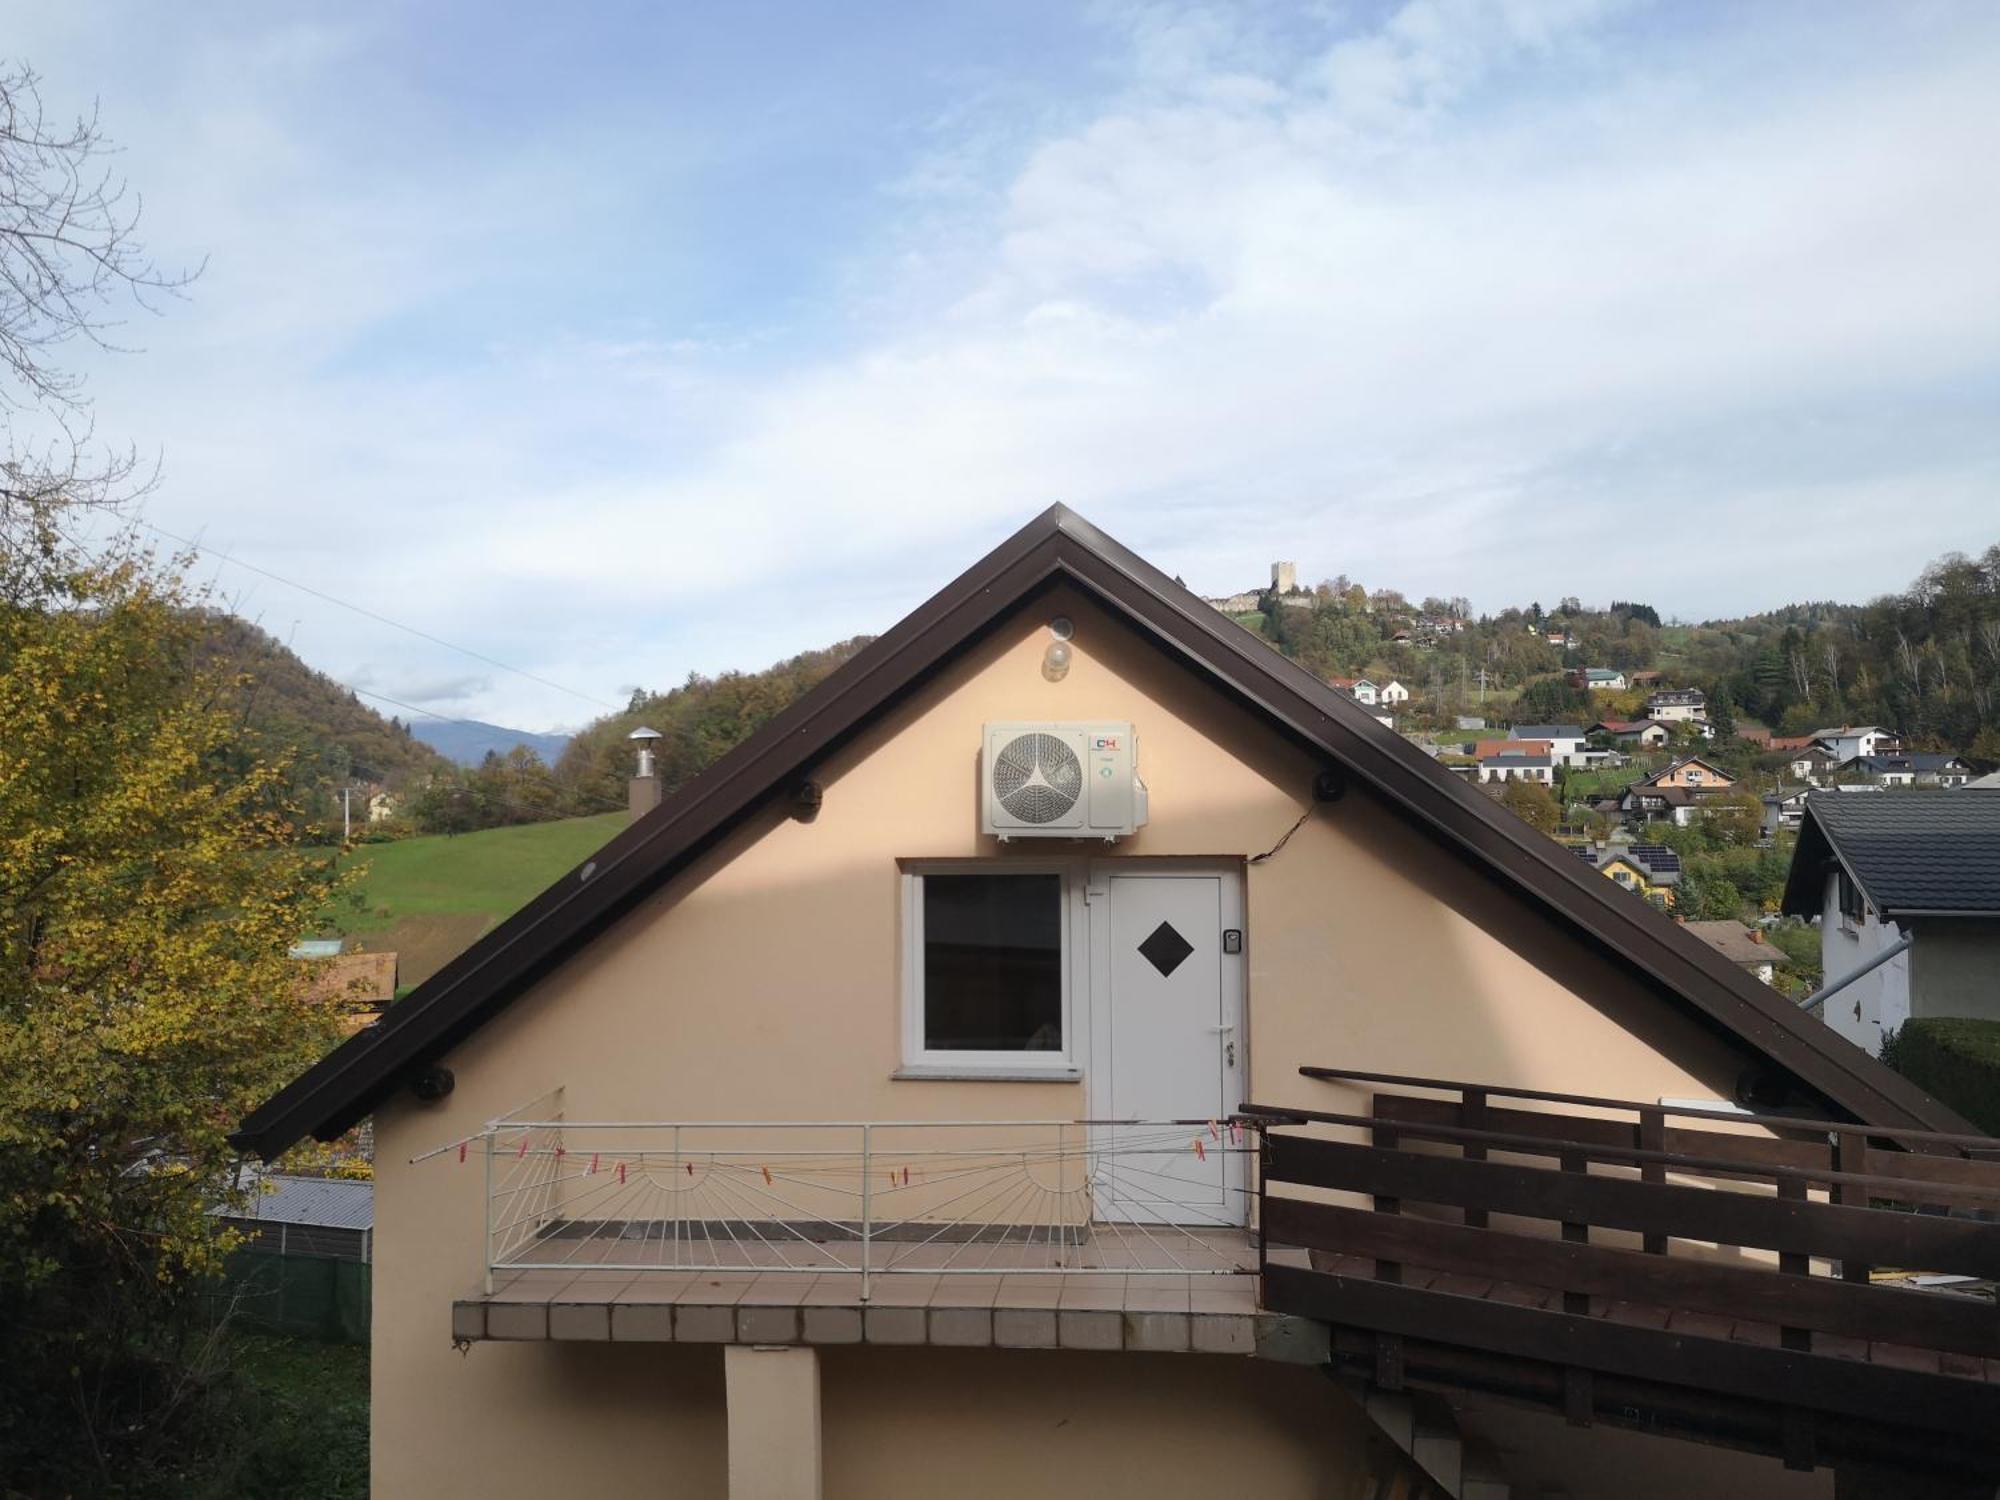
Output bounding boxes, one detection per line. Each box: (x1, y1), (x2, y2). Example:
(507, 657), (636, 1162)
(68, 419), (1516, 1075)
(627, 726), (663, 742)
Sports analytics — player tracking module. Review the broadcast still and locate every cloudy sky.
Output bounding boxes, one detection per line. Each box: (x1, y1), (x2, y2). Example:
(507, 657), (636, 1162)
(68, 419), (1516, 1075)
(17, 1), (2000, 730)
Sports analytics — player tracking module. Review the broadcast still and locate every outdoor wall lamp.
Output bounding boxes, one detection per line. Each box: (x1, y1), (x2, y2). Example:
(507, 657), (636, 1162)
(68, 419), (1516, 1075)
(791, 779), (823, 822)
(1043, 615), (1075, 681)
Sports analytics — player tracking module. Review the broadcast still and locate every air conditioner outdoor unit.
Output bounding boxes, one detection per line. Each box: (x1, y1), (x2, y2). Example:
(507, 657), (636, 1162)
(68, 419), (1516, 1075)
(981, 722), (1148, 841)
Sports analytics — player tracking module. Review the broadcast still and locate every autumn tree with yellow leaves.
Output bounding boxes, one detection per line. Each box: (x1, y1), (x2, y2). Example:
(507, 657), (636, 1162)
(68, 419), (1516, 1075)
(0, 64), (351, 1491)
(0, 499), (351, 1489)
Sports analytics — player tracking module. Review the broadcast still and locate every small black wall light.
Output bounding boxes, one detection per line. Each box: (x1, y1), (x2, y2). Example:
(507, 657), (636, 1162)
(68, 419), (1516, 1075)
(1312, 767), (1348, 804)
(791, 780), (824, 822)
(411, 1066), (456, 1104)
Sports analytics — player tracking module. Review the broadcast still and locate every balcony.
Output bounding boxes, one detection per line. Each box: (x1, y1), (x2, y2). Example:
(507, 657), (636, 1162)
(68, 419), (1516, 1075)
(442, 1118), (1319, 1361)
(432, 1076), (2000, 1482)
(1250, 1068), (2000, 1484)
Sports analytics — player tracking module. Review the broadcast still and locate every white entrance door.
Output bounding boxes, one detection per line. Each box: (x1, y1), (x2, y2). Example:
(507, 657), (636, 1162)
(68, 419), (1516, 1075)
(1092, 869), (1244, 1226)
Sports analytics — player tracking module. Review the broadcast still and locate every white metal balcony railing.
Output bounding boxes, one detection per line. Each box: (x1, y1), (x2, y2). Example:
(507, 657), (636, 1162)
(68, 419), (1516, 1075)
(421, 1118), (1262, 1300)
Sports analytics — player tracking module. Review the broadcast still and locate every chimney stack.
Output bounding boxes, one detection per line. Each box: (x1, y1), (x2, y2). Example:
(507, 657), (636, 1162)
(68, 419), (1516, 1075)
(627, 727), (663, 820)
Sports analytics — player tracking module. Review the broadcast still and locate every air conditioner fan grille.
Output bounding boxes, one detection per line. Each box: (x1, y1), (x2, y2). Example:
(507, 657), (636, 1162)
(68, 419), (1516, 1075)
(993, 732), (1083, 824)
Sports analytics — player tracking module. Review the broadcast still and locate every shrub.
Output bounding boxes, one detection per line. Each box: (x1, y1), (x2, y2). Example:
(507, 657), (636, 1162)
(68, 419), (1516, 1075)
(1881, 1019), (2000, 1136)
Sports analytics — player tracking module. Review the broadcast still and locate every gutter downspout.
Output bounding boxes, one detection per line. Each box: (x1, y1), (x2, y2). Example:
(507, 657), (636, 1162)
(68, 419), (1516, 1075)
(1799, 932), (1914, 1015)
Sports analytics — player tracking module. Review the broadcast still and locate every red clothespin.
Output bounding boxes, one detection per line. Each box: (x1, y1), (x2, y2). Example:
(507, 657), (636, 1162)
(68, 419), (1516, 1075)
(903, 1166), (911, 1187)
(457, 1140), (467, 1164)
(617, 1162), (627, 1185)
(516, 1134), (528, 1159)
(1229, 1120), (1244, 1146)
(686, 1161), (694, 1177)
(1193, 1137), (1207, 1163)
(588, 1152), (600, 1175)
(554, 1145), (566, 1160)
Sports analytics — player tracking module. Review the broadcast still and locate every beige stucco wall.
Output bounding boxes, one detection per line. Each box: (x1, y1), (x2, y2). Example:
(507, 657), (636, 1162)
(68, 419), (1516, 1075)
(820, 1347), (1379, 1498)
(370, 585), (1763, 1497)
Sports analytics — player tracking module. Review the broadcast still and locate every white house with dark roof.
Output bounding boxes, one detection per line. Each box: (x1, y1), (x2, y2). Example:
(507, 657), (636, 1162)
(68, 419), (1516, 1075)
(1510, 724), (1587, 765)
(1645, 688), (1707, 723)
(1837, 753), (1974, 789)
(1478, 748), (1553, 784)
(1781, 792), (2000, 1055)
(1812, 726), (1900, 764)
(1762, 786), (1812, 838)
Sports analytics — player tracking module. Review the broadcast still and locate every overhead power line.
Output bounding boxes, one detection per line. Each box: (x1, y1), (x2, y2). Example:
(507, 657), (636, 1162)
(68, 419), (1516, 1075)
(138, 519), (621, 713)
(44, 516), (634, 823)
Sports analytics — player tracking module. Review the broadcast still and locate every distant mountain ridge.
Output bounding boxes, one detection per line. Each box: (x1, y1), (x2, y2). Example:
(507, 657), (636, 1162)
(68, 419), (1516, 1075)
(410, 718), (572, 767)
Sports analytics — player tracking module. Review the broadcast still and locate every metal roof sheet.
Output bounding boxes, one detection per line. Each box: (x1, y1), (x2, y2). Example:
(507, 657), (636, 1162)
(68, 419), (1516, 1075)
(225, 1174), (374, 1230)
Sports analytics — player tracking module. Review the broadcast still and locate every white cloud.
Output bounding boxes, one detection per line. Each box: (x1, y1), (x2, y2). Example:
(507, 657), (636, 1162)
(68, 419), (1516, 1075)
(12, 1), (2000, 726)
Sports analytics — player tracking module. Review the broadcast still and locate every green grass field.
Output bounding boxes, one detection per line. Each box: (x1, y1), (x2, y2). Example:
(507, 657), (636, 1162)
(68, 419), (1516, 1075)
(337, 812), (625, 930)
(1561, 765), (1645, 800)
(331, 813), (626, 986)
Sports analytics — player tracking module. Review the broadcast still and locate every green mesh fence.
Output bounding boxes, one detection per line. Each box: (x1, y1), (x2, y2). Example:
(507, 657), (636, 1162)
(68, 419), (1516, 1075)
(209, 1249), (371, 1344)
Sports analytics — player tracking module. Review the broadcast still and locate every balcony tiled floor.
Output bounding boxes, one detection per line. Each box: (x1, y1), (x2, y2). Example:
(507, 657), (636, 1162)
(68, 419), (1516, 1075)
(452, 1227), (1325, 1360)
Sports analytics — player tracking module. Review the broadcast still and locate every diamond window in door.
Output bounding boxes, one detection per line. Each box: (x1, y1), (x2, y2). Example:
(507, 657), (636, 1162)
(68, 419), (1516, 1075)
(1136, 920), (1194, 978)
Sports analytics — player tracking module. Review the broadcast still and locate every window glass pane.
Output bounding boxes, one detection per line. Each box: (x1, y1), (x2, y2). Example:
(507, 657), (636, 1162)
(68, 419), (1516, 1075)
(922, 874), (1062, 1052)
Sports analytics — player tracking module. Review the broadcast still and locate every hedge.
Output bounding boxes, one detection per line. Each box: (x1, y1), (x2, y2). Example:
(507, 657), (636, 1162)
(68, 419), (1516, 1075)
(1881, 1018), (2000, 1137)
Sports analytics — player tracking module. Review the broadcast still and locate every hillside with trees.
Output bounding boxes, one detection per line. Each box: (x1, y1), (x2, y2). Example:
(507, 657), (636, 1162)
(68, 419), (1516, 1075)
(1687, 546), (2000, 760)
(396, 637), (872, 836)
(196, 612), (446, 788)
(550, 637), (873, 807)
(1242, 544), (2000, 756)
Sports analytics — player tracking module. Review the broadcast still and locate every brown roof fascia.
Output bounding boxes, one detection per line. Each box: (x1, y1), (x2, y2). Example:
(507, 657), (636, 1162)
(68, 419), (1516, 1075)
(233, 505), (1969, 1157)
(1011, 515), (1966, 1136)
(234, 514), (1079, 1155)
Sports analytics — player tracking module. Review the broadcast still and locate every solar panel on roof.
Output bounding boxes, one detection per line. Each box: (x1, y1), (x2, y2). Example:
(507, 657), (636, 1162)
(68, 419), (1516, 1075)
(1626, 845), (1682, 873)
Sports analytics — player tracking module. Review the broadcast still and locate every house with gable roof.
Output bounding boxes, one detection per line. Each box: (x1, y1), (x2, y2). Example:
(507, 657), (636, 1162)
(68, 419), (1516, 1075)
(1836, 752), (1974, 789)
(1813, 726), (1901, 764)
(1510, 723), (1587, 766)
(1645, 688), (1707, 723)
(1616, 756), (1742, 827)
(1593, 718), (1670, 749)
(235, 509), (1997, 1500)
(1782, 792), (2000, 1056)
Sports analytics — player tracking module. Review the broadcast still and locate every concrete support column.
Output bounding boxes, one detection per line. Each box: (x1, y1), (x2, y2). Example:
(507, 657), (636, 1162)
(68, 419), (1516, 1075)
(724, 1345), (821, 1500)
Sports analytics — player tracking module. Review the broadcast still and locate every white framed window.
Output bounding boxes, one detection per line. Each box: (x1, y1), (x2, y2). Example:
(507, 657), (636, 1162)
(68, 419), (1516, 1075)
(898, 863), (1083, 1078)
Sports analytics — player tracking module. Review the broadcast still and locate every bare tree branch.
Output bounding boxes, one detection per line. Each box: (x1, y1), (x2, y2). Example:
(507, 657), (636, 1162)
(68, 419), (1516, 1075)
(0, 62), (193, 574)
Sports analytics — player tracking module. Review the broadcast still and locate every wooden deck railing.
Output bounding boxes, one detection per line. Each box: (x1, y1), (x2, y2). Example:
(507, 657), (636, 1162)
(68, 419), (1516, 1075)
(1246, 1067), (2000, 1480)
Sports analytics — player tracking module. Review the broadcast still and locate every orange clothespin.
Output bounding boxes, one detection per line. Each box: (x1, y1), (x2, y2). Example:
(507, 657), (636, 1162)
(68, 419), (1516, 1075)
(617, 1162), (627, 1184)
(761, 1165), (774, 1187)
(1193, 1138), (1207, 1163)
(1207, 1119), (1220, 1141)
